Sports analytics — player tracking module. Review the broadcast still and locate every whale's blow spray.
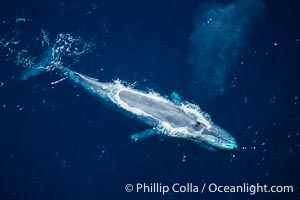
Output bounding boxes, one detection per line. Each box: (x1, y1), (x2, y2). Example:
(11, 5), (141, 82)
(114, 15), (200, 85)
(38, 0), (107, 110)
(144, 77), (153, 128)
(188, 0), (264, 99)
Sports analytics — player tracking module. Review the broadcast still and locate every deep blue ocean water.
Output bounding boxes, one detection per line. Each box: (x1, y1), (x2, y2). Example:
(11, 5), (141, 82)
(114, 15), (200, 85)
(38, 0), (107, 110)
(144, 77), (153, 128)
(0, 0), (299, 199)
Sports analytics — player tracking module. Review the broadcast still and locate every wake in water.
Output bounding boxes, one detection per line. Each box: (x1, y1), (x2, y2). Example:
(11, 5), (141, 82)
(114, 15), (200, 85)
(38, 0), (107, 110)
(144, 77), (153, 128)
(0, 17), (94, 79)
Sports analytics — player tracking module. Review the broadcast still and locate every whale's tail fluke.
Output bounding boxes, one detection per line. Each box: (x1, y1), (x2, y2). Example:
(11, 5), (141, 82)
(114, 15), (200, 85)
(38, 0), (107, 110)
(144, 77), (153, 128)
(15, 33), (94, 81)
(20, 48), (61, 80)
(21, 67), (43, 80)
(21, 65), (49, 80)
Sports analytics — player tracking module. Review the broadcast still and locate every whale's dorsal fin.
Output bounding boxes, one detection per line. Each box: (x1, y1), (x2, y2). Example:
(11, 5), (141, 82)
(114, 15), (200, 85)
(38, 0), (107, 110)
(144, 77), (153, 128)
(130, 129), (157, 141)
(170, 91), (182, 105)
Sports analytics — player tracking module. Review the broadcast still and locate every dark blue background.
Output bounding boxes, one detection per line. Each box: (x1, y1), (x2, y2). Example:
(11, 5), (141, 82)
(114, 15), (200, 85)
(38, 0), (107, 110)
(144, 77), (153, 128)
(0, 0), (299, 199)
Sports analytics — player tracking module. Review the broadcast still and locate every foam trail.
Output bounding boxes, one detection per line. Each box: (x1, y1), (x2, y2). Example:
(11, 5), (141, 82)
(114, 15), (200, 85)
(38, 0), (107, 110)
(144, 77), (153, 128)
(0, 18), (94, 80)
(188, 0), (264, 99)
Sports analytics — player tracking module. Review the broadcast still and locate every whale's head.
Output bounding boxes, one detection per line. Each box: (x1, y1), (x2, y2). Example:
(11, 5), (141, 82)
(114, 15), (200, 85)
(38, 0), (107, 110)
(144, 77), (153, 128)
(187, 121), (238, 151)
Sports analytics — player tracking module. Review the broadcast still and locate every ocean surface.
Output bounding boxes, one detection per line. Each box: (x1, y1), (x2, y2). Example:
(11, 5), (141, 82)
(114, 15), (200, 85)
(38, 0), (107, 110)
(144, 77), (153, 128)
(0, 0), (299, 199)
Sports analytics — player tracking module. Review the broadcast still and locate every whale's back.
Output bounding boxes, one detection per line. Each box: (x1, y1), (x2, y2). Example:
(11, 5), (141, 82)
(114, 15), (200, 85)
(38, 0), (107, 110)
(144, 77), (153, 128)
(118, 90), (196, 128)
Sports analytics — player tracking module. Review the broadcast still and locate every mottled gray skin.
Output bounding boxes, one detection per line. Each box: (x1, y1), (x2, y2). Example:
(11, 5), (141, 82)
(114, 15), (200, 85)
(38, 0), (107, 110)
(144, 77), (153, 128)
(119, 90), (195, 128)
(65, 70), (238, 151)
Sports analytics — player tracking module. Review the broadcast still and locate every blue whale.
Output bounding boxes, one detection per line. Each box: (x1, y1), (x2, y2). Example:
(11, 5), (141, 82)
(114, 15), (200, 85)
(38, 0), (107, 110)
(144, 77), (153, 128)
(22, 52), (238, 151)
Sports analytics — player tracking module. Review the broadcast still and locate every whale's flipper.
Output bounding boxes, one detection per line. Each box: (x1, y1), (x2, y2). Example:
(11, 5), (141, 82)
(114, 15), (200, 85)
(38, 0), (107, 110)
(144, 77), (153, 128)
(170, 91), (182, 105)
(130, 129), (157, 141)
